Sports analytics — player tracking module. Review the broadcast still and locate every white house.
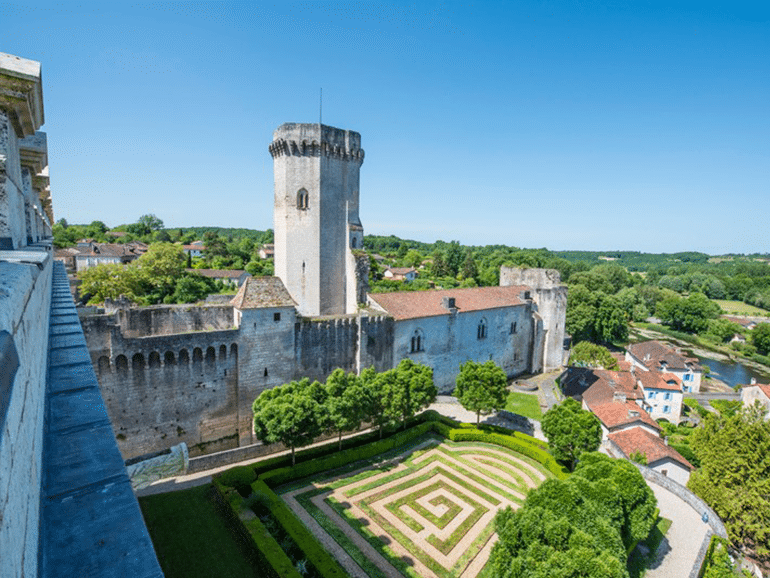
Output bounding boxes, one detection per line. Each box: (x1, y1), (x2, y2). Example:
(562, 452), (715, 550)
(635, 369), (684, 424)
(383, 267), (418, 282)
(626, 340), (702, 393)
(608, 427), (693, 486)
(741, 383), (770, 418)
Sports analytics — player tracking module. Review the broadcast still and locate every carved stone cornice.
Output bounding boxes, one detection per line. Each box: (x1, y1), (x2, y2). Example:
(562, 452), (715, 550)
(0, 53), (44, 137)
(268, 138), (365, 163)
(19, 131), (47, 173)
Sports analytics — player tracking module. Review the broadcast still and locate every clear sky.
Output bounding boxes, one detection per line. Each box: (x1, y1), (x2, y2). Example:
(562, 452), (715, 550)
(2, 1), (768, 254)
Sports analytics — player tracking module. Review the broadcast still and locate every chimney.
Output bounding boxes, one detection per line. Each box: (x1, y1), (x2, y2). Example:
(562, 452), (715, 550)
(751, 378), (757, 385)
(442, 296), (457, 313)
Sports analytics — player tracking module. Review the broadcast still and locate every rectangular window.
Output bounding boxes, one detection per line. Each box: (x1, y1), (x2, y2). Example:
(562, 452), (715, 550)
(663, 405), (671, 414)
(647, 391), (655, 399)
(664, 392), (671, 401)
(684, 373), (693, 381)
(274, 312), (281, 322)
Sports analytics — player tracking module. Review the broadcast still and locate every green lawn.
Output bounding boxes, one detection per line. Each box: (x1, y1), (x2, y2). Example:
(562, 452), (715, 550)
(139, 484), (260, 578)
(627, 517), (673, 578)
(713, 299), (769, 316)
(505, 391), (543, 421)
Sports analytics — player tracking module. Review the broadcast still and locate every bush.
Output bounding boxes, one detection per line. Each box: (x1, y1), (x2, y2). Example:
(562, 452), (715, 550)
(250, 480), (347, 578)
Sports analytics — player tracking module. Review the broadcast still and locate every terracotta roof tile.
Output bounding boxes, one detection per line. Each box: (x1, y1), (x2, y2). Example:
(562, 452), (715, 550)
(609, 427), (692, 470)
(589, 399), (661, 431)
(636, 370), (682, 392)
(627, 340), (701, 372)
(230, 276), (295, 309)
(369, 285), (530, 321)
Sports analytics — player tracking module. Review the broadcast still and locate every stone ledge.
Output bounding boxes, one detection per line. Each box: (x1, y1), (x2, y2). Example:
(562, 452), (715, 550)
(41, 262), (163, 578)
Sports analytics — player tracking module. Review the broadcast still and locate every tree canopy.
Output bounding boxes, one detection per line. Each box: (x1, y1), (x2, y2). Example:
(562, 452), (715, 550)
(453, 360), (508, 424)
(688, 404), (770, 562)
(541, 397), (602, 471)
(488, 452), (656, 578)
(569, 341), (619, 370)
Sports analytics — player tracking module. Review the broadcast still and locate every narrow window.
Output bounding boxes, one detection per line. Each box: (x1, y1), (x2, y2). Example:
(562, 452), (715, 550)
(351, 237), (357, 248)
(274, 312), (281, 322)
(264, 367), (269, 377)
(297, 189), (309, 210)
(410, 329), (424, 353)
(477, 319), (487, 339)
(510, 322), (517, 334)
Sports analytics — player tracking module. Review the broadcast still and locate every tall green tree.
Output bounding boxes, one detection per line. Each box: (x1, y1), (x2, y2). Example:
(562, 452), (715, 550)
(252, 378), (325, 466)
(569, 342), (619, 370)
(357, 367), (394, 439)
(688, 405), (770, 561)
(541, 398), (602, 471)
(383, 359), (436, 429)
(751, 323), (770, 355)
(324, 369), (362, 450)
(454, 360), (508, 424)
(656, 292), (721, 333)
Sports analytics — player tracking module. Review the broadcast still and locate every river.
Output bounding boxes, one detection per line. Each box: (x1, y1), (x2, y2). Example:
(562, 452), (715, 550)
(691, 354), (770, 389)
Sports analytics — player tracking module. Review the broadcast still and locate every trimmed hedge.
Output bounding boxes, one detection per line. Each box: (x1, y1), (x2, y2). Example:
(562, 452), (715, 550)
(260, 421), (436, 487)
(210, 483), (296, 578)
(434, 424), (569, 479)
(251, 480), (348, 578)
(217, 410), (448, 491)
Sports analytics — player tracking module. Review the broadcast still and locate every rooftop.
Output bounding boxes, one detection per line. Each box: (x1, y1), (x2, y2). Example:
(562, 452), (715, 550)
(369, 285), (530, 321)
(627, 340), (701, 372)
(609, 427), (693, 470)
(230, 276), (296, 309)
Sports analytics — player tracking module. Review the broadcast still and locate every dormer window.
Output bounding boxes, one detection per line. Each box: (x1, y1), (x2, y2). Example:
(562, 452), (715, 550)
(297, 188), (309, 210)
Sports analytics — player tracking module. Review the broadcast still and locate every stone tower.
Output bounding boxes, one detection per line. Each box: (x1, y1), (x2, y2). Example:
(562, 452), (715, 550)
(269, 123), (366, 316)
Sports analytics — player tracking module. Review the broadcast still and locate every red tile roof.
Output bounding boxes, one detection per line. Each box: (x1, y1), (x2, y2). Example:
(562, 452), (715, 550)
(627, 340), (701, 372)
(581, 370), (644, 406)
(635, 370), (682, 392)
(609, 428), (692, 470)
(368, 285), (530, 321)
(588, 399), (661, 432)
(230, 276), (296, 309)
(386, 267), (417, 276)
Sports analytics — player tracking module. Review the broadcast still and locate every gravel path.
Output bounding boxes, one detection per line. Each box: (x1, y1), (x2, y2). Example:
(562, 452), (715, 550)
(644, 479), (710, 578)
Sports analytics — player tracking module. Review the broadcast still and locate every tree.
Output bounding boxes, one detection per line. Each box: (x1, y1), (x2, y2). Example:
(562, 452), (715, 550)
(656, 292), (721, 334)
(751, 323), (770, 355)
(454, 360), (508, 424)
(357, 367), (394, 438)
(324, 369), (362, 450)
(78, 262), (147, 305)
(688, 405), (770, 561)
(541, 398), (602, 471)
(135, 242), (186, 297)
(569, 342), (619, 370)
(566, 285), (628, 344)
(252, 379), (324, 466)
(383, 359), (436, 429)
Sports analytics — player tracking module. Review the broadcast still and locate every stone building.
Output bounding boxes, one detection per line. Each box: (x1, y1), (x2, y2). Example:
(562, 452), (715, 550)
(270, 123), (368, 316)
(78, 121), (569, 461)
(0, 51), (161, 578)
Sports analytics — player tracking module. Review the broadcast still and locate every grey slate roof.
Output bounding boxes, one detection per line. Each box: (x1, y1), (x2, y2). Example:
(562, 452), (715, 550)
(230, 276), (296, 309)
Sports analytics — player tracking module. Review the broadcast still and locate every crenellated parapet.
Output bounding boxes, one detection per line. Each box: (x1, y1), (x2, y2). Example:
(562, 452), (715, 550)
(269, 137), (365, 162)
(269, 123), (364, 163)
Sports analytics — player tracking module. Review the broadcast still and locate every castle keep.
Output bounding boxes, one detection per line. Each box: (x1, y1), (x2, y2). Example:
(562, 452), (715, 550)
(80, 122), (569, 461)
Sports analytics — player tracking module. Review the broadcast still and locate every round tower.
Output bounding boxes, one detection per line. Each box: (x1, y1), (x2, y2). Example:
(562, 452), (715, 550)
(269, 123), (365, 316)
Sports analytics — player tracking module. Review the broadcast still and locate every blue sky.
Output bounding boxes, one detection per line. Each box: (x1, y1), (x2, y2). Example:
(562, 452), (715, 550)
(2, 1), (768, 254)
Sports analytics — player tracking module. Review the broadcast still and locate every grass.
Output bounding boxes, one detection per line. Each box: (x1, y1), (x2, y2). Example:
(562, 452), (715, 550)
(139, 484), (260, 578)
(505, 391), (543, 421)
(713, 299), (769, 316)
(627, 516), (673, 578)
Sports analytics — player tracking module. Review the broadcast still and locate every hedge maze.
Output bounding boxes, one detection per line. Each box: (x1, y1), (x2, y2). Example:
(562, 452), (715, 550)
(282, 439), (552, 578)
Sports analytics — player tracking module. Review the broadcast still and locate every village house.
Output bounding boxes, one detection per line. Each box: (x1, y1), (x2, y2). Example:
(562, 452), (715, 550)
(383, 266), (418, 282)
(182, 240), (205, 257)
(575, 368), (693, 484)
(608, 428), (693, 485)
(741, 382), (770, 418)
(626, 340), (703, 393)
(258, 243), (274, 259)
(73, 241), (145, 271)
(635, 369), (684, 424)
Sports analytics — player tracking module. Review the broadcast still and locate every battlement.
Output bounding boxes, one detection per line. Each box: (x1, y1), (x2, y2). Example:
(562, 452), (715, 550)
(269, 123), (364, 162)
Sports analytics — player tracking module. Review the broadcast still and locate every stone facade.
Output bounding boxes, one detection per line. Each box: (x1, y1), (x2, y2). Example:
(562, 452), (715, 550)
(270, 123), (366, 316)
(499, 267), (568, 370)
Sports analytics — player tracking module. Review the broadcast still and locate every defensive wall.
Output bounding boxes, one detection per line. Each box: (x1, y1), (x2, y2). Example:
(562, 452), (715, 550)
(0, 52), (161, 578)
(82, 303), (395, 460)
